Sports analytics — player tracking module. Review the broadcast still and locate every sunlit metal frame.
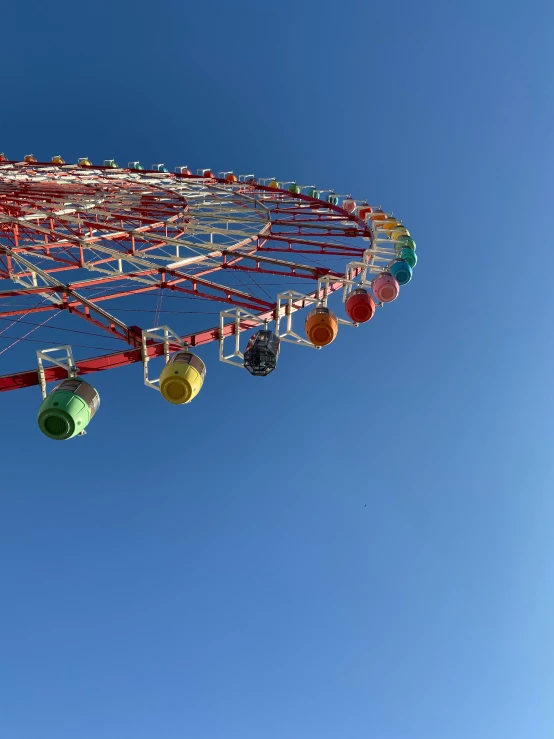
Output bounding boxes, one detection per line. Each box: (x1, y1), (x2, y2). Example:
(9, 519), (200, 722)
(0, 159), (408, 393)
(218, 308), (270, 368)
(141, 325), (187, 391)
(36, 345), (77, 399)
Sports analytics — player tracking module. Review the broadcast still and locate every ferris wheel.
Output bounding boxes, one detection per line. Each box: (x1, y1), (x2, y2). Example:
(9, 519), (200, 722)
(0, 152), (417, 440)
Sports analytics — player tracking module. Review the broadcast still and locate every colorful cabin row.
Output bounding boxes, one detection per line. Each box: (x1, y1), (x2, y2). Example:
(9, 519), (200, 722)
(38, 350), (209, 439)
(370, 254), (416, 301)
(257, 186), (361, 216)
(36, 266), (416, 436)
(358, 206), (395, 225)
(9, 155), (128, 168)
(248, 274), (410, 360)
(355, 207), (415, 252)
(11, 154), (111, 168)
(303, 256), (417, 344)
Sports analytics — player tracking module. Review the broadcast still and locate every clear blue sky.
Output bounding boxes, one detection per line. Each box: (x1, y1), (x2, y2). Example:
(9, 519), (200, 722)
(0, 1), (553, 738)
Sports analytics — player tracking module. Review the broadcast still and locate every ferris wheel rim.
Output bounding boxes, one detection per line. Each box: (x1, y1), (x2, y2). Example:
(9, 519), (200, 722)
(0, 162), (397, 393)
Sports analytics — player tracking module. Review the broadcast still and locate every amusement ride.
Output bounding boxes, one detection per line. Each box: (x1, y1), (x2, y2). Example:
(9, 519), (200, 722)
(0, 152), (417, 440)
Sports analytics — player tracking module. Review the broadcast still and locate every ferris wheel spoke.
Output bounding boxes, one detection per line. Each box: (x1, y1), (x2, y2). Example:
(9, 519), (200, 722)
(63, 301), (133, 344)
(16, 253), (277, 316)
(271, 223), (364, 237)
(0, 245), (134, 342)
(162, 284), (274, 312)
(73, 268), (276, 312)
(79, 223), (263, 257)
(0, 291), (133, 343)
(219, 252), (330, 280)
(259, 245), (364, 258)
(261, 234), (366, 257)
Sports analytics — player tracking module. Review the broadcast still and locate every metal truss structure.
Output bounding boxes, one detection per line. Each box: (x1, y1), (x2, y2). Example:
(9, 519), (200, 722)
(0, 158), (406, 392)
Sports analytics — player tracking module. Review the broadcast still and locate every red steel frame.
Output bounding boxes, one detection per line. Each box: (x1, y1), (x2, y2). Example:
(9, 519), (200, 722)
(0, 161), (371, 392)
